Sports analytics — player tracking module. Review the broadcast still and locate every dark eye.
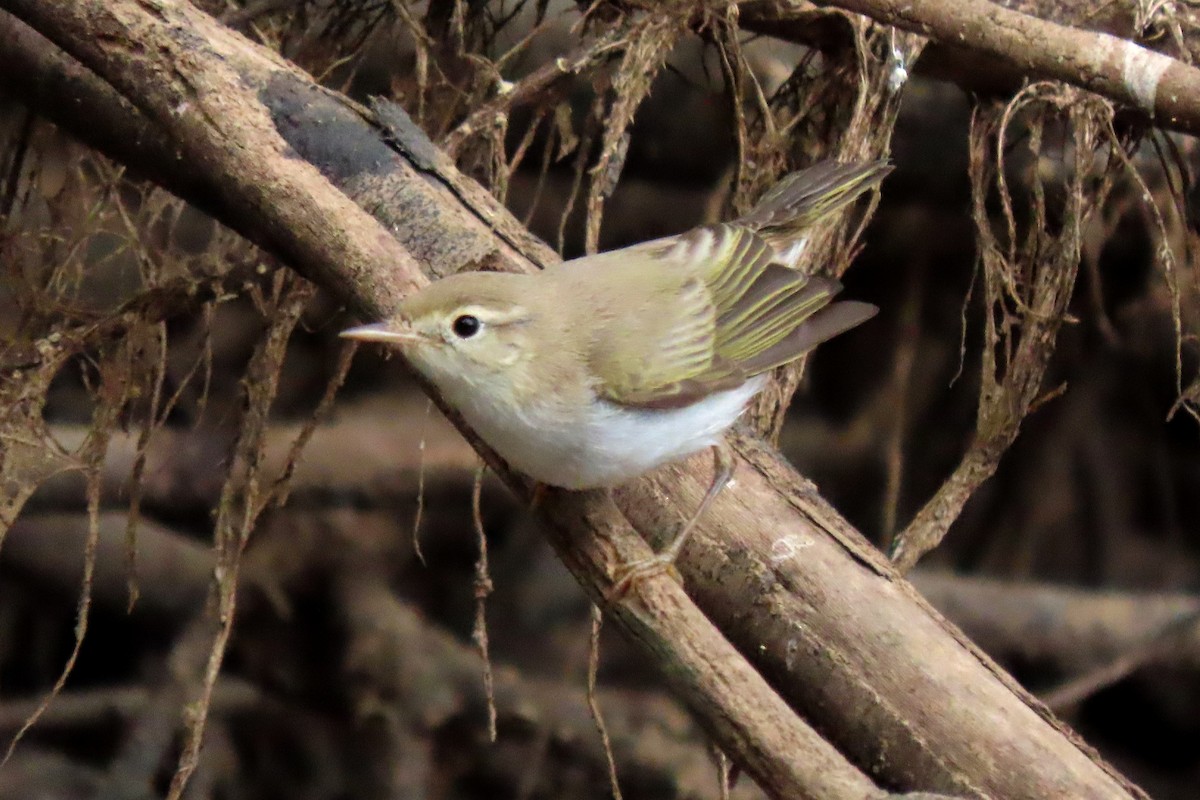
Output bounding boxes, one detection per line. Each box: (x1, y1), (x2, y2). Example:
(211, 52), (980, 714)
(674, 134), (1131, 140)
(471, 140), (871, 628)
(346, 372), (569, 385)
(451, 314), (481, 339)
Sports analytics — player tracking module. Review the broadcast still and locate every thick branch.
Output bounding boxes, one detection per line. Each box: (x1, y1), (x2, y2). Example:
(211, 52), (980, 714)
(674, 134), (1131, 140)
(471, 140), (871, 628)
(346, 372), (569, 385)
(741, 0), (1200, 110)
(0, 1), (1145, 798)
(805, 0), (1200, 134)
(0, 3), (424, 318)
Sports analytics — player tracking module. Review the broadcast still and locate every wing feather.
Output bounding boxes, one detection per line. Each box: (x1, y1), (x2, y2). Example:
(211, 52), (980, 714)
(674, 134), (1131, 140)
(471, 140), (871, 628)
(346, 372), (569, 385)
(593, 161), (886, 409)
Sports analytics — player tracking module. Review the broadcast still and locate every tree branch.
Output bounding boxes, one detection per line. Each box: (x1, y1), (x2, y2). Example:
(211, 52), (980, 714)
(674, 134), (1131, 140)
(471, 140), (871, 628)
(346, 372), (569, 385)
(802, 0), (1200, 134)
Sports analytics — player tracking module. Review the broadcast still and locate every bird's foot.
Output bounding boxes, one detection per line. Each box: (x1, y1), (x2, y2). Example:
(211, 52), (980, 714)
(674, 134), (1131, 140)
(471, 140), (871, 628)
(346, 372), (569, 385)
(606, 553), (683, 601)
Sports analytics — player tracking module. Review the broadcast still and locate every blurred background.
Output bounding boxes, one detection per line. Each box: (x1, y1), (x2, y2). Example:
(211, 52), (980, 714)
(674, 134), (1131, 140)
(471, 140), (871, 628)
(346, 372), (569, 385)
(1, 0), (1199, 797)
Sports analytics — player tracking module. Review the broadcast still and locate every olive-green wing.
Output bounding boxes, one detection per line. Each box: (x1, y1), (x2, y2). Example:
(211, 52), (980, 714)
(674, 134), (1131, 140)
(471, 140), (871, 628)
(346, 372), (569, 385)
(594, 160), (887, 410)
(586, 240), (748, 410)
(595, 224), (875, 410)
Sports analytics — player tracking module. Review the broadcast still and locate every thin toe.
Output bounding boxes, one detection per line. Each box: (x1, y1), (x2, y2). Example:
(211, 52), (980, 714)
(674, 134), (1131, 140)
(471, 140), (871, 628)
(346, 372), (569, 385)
(606, 555), (682, 601)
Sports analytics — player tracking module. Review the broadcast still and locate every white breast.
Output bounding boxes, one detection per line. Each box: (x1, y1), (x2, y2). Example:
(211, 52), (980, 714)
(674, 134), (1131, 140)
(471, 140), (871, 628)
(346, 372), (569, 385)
(452, 375), (767, 489)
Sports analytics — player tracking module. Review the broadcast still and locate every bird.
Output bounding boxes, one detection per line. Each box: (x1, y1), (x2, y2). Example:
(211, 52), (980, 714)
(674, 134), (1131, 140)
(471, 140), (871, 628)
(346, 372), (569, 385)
(342, 159), (890, 594)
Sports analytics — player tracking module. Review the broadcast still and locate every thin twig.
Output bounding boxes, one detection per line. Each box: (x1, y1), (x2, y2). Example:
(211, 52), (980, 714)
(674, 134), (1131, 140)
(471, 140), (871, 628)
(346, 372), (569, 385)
(471, 462), (497, 742)
(587, 604), (623, 800)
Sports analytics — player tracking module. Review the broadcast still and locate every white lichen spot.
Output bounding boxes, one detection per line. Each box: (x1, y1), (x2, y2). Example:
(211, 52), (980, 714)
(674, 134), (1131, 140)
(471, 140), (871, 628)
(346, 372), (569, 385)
(496, 79), (515, 96)
(887, 43), (909, 94)
(770, 535), (813, 565)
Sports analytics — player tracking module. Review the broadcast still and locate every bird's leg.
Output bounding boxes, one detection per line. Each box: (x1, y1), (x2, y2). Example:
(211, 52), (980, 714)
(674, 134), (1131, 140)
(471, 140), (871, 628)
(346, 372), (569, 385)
(608, 441), (735, 599)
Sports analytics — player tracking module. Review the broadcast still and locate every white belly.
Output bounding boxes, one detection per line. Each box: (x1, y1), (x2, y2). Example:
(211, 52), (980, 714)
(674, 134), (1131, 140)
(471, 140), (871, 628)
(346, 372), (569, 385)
(452, 375), (767, 489)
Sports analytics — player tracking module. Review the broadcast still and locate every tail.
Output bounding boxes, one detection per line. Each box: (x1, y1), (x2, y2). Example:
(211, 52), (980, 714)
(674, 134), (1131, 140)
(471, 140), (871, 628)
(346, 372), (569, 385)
(737, 159), (892, 239)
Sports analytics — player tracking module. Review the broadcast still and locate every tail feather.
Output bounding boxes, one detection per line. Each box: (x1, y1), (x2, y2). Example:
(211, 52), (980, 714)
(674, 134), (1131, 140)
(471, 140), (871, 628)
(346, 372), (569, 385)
(737, 160), (892, 237)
